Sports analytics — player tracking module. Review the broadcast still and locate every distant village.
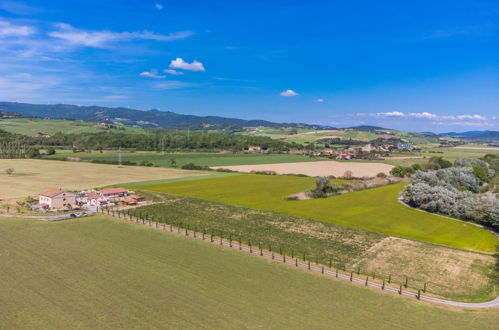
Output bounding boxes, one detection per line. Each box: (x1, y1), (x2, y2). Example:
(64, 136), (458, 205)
(244, 142), (414, 160)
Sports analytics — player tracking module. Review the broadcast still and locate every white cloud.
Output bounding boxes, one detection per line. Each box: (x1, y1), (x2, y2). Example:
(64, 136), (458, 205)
(0, 20), (35, 37)
(316, 98), (324, 103)
(169, 57), (205, 72)
(363, 111), (491, 123)
(164, 69), (184, 76)
(139, 69), (165, 79)
(280, 89), (298, 97)
(49, 23), (194, 48)
(377, 111), (404, 117)
(454, 114), (486, 120)
(409, 111), (438, 119)
(374, 111), (438, 119)
(154, 3), (164, 10)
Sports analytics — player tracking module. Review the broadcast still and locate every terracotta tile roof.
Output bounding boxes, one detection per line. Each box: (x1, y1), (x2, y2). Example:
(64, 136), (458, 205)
(87, 192), (101, 200)
(100, 187), (128, 195)
(40, 189), (66, 198)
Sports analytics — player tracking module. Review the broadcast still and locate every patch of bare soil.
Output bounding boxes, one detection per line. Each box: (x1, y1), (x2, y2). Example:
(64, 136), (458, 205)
(348, 237), (495, 298)
(286, 192), (311, 200)
(211, 161), (394, 177)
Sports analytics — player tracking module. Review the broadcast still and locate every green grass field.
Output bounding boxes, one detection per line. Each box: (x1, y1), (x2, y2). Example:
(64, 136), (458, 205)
(0, 216), (497, 329)
(130, 192), (496, 300)
(47, 150), (326, 167)
(0, 118), (147, 135)
(134, 174), (497, 252)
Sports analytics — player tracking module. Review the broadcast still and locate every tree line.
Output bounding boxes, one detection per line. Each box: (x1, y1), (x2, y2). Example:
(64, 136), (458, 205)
(0, 129), (303, 152)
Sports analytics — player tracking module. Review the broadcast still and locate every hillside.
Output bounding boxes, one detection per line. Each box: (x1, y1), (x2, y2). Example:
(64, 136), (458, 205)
(0, 102), (291, 130)
(0, 118), (148, 136)
(441, 131), (499, 142)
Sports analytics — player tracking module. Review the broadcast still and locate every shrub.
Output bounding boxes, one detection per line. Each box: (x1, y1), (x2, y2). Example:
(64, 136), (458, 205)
(181, 163), (211, 170)
(470, 164), (488, 183)
(139, 160), (154, 167)
(390, 165), (415, 178)
(425, 156), (452, 170)
(306, 177), (340, 198)
(436, 167), (480, 193)
(343, 170), (353, 179)
(455, 158), (495, 180)
(402, 183), (477, 220)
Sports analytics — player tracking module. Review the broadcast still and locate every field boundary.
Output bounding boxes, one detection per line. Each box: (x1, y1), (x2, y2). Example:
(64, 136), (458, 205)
(99, 208), (499, 309)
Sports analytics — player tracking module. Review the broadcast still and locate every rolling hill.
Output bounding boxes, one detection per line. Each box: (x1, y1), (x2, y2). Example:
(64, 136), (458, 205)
(0, 102), (292, 130)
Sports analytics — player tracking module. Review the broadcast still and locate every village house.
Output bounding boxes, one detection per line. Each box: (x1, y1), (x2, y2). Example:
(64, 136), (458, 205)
(336, 151), (356, 160)
(86, 192), (109, 206)
(39, 189), (77, 210)
(121, 195), (145, 206)
(100, 187), (129, 198)
(361, 144), (374, 152)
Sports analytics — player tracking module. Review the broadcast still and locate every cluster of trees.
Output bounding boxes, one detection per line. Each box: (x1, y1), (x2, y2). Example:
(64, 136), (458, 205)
(390, 156), (452, 178)
(0, 129), (303, 154)
(402, 157), (498, 229)
(306, 177), (341, 198)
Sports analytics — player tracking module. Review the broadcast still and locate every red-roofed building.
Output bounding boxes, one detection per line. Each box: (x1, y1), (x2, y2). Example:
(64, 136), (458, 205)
(100, 187), (128, 198)
(39, 189), (76, 210)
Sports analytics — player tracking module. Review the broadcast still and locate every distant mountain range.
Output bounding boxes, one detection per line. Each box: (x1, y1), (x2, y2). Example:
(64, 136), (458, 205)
(0, 101), (295, 129)
(0, 102), (498, 141)
(439, 130), (499, 141)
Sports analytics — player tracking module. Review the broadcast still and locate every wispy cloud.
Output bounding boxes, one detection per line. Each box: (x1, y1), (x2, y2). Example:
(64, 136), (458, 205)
(49, 23), (194, 48)
(0, 19), (35, 37)
(366, 111), (487, 121)
(155, 81), (198, 89)
(316, 98), (324, 103)
(154, 3), (164, 10)
(139, 69), (166, 79)
(0, 1), (39, 15)
(425, 26), (486, 39)
(164, 69), (184, 76)
(280, 89), (299, 97)
(169, 57), (205, 72)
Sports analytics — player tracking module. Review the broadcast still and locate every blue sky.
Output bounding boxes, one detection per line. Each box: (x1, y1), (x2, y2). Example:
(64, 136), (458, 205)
(0, 0), (497, 132)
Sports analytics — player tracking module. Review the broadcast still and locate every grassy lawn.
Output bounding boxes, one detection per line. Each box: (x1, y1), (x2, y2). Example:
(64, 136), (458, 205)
(134, 174), (497, 253)
(130, 193), (496, 301)
(0, 216), (497, 329)
(0, 159), (206, 200)
(0, 118), (147, 135)
(47, 151), (327, 167)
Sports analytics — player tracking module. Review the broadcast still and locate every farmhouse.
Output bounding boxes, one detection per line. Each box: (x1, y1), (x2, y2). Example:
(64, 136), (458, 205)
(39, 189), (76, 210)
(100, 187), (129, 198)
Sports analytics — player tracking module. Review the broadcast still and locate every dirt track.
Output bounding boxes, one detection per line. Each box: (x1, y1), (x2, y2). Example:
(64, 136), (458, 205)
(211, 161), (394, 177)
